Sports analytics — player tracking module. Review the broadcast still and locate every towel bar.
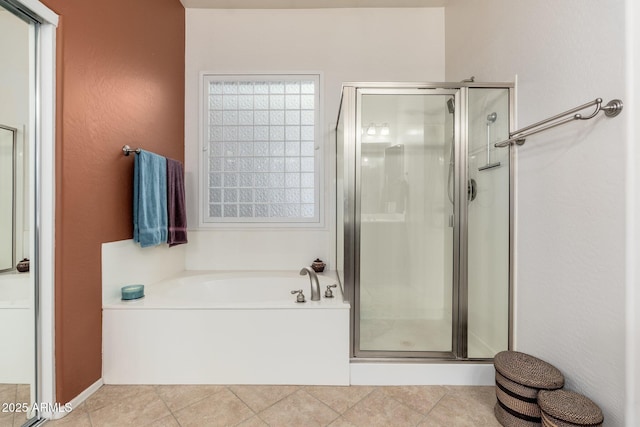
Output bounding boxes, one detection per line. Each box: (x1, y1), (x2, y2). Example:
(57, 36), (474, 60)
(122, 145), (141, 156)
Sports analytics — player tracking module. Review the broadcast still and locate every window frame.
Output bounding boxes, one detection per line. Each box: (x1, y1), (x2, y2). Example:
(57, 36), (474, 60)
(198, 72), (324, 228)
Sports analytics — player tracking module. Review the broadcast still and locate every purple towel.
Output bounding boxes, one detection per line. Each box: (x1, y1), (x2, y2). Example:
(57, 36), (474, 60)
(166, 158), (188, 247)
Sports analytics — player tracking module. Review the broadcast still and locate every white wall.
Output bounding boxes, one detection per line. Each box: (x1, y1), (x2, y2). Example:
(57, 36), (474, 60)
(446, 1), (626, 425)
(625, 0), (640, 424)
(184, 7), (445, 270)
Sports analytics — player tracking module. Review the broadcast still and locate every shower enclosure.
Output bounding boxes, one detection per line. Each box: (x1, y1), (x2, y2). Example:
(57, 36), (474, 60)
(336, 82), (513, 360)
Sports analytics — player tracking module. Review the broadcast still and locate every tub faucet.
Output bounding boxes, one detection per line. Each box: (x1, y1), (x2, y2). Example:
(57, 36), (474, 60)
(299, 267), (321, 301)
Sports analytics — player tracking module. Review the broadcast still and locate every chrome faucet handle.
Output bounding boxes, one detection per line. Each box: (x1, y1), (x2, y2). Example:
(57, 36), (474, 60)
(291, 289), (306, 303)
(324, 284), (337, 298)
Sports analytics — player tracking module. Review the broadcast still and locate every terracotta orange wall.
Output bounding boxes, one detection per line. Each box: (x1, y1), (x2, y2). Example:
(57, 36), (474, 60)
(40, 0), (185, 403)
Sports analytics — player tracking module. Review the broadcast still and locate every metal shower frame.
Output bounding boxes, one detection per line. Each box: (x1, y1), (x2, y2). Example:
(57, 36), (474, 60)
(336, 81), (516, 362)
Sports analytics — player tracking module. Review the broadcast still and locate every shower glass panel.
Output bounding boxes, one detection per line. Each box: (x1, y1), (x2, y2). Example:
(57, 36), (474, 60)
(337, 82), (512, 361)
(466, 88), (510, 358)
(357, 89), (456, 356)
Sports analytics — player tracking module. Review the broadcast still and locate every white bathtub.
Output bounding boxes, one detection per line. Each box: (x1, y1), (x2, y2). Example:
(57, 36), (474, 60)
(0, 273), (34, 384)
(102, 271), (350, 385)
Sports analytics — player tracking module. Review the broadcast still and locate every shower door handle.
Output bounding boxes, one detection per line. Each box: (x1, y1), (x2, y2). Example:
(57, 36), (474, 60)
(468, 179), (477, 202)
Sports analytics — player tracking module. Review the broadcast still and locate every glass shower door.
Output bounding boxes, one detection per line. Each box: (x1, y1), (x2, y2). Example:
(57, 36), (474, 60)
(356, 89), (457, 357)
(466, 88), (511, 358)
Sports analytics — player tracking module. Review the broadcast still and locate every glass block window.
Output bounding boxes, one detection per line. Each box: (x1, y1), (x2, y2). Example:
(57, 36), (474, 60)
(202, 74), (320, 224)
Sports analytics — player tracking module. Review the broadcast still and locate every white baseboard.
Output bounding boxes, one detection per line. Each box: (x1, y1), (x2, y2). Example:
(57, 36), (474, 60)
(49, 378), (103, 420)
(350, 363), (495, 386)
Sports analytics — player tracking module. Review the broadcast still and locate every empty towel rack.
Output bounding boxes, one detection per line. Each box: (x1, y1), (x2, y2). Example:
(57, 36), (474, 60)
(494, 98), (623, 148)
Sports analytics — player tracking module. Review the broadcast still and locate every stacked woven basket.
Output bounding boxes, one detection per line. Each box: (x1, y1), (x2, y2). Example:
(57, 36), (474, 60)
(493, 351), (603, 427)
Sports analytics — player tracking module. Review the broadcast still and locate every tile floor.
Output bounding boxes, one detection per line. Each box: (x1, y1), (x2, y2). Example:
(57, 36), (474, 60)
(0, 384), (30, 427)
(35, 384), (501, 427)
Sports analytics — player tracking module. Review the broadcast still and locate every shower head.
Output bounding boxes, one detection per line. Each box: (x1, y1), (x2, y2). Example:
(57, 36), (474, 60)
(447, 98), (455, 114)
(487, 112), (497, 124)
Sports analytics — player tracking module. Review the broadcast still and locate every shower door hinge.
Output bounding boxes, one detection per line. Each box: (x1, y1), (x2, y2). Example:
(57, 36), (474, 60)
(449, 214), (454, 228)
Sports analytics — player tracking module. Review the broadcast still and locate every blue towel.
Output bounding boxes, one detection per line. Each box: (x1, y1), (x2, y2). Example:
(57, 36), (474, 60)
(133, 150), (168, 247)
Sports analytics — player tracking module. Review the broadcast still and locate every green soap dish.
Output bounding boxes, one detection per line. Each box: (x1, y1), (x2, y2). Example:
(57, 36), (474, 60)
(121, 284), (144, 300)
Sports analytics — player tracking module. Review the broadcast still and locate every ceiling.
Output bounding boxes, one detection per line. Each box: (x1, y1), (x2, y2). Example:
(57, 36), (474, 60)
(180, 0), (447, 9)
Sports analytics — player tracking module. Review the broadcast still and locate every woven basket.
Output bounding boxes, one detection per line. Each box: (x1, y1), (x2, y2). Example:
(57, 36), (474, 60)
(538, 389), (603, 427)
(494, 351), (565, 427)
(495, 402), (543, 427)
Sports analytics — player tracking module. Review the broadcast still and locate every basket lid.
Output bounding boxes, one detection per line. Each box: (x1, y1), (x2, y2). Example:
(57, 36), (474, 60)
(494, 351), (564, 389)
(538, 389), (603, 425)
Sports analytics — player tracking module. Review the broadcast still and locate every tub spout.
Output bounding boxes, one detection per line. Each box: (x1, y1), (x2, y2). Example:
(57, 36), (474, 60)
(299, 267), (321, 301)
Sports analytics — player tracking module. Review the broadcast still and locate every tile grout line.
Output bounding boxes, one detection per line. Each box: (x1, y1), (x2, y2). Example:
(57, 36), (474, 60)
(86, 402), (95, 427)
(155, 384), (226, 420)
(253, 410), (271, 426)
(170, 412), (182, 427)
(415, 390), (449, 426)
(228, 384), (301, 419)
(295, 388), (341, 424)
(375, 388), (429, 425)
(346, 386), (376, 413)
(309, 385), (378, 420)
(224, 385), (262, 426)
(150, 386), (176, 427)
(225, 385), (258, 418)
(225, 385), (259, 419)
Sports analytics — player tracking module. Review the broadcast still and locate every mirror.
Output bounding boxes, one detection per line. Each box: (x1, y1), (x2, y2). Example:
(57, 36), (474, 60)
(0, 125), (16, 272)
(0, 4), (35, 426)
